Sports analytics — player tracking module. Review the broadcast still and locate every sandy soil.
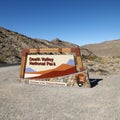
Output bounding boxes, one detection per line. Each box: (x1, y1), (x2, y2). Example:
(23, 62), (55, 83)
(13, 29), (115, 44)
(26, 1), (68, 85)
(0, 66), (120, 120)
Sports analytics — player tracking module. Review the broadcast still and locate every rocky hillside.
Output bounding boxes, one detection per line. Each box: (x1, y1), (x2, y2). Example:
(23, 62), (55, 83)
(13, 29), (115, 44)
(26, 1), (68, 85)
(1, 27), (120, 75)
(0, 27), (95, 64)
(83, 39), (120, 56)
(82, 40), (120, 75)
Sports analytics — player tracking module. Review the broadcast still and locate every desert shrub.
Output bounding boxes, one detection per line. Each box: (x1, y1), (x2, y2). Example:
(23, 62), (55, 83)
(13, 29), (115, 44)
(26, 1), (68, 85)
(112, 56), (120, 59)
(93, 56), (102, 63)
(0, 55), (6, 63)
(116, 56), (120, 58)
(82, 55), (98, 61)
(95, 68), (109, 75)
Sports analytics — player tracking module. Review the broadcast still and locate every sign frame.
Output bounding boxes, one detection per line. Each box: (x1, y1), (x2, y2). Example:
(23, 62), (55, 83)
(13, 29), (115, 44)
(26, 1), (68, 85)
(20, 47), (84, 79)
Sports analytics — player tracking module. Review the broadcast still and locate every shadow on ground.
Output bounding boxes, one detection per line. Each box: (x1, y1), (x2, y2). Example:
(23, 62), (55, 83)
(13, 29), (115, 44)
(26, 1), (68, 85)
(89, 78), (103, 88)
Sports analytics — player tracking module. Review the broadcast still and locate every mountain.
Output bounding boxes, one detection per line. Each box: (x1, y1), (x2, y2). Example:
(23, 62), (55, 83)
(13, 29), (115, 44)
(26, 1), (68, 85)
(83, 39), (120, 56)
(0, 27), (120, 75)
(0, 27), (77, 64)
(0, 27), (95, 64)
(82, 40), (120, 75)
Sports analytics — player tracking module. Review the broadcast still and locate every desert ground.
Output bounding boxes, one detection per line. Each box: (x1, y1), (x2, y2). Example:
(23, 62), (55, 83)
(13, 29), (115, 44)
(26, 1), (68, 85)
(0, 65), (120, 120)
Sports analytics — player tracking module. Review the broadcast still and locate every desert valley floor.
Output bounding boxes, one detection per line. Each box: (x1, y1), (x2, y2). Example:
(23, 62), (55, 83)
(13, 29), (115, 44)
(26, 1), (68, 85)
(0, 66), (120, 120)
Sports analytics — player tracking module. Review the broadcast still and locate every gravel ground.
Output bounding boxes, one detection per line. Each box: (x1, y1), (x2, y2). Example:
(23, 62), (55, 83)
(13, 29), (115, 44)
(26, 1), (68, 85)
(0, 66), (120, 120)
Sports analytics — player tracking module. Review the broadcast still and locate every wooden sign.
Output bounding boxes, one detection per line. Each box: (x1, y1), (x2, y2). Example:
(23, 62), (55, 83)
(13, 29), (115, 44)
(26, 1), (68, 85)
(20, 48), (84, 86)
(24, 54), (76, 79)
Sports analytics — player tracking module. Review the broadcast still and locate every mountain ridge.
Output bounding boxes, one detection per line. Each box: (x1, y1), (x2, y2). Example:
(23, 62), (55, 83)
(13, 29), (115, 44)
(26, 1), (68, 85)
(82, 39), (120, 56)
(0, 27), (78, 63)
(0, 26), (119, 65)
(0, 27), (120, 75)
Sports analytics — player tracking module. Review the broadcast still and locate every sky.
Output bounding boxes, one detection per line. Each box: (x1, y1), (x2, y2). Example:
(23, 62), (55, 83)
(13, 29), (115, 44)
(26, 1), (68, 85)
(0, 0), (120, 45)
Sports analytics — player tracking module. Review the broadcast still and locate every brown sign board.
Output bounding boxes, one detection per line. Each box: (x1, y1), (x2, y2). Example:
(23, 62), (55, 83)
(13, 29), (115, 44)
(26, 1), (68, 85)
(20, 48), (84, 86)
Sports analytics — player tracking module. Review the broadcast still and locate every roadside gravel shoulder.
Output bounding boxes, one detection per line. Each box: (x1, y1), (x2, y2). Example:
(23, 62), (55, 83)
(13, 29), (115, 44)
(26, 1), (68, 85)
(0, 66), (120, 120)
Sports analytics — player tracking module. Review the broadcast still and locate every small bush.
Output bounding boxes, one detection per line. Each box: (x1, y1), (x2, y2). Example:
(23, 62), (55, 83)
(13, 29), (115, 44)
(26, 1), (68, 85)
(0, 55), (6, 63)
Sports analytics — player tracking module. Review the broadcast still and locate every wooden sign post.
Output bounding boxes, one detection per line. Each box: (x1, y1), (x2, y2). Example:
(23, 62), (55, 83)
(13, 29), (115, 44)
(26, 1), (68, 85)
(20, 48), (89, 87)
